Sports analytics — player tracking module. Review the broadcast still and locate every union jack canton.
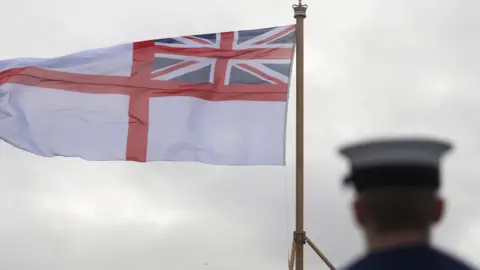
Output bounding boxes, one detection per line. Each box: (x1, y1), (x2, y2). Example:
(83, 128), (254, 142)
(150, 25), (296, 87)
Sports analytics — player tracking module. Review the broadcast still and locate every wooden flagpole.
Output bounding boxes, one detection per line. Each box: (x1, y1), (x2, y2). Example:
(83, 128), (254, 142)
(293, 1), (307, 270)
(292, 2), (337, 269)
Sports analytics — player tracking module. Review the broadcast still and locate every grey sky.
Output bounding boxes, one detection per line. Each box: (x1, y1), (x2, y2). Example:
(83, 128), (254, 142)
(1, 0), (479, 269)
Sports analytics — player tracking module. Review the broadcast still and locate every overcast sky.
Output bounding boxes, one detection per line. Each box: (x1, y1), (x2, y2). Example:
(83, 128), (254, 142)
(1, 0), (480, 269)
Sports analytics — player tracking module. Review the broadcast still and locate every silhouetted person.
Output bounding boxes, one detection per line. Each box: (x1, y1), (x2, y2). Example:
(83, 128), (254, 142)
(339, 137), (475, 270)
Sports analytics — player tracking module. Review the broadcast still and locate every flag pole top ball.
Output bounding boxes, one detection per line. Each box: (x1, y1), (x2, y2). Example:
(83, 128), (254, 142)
(338, 137), (453, 193)
(293, 0), (307, 18)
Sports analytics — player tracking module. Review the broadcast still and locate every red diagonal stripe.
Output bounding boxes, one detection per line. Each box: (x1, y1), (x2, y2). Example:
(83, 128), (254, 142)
(150, 60), (198, 79)
(183, 36), (212, 45)
(253, 25), (296, 45)
(237, 63), (284, 85)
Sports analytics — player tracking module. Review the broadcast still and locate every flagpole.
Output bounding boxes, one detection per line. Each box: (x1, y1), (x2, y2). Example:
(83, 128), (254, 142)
(291, 2), (337, 269)
(293, 1), (307, 270)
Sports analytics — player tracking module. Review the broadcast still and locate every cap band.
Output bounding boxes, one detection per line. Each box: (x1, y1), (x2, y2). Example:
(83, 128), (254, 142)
(344, 164), (440, 192)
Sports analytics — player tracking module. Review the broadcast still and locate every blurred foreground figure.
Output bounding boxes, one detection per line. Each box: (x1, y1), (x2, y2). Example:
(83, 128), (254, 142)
(339, 138), (475, 270)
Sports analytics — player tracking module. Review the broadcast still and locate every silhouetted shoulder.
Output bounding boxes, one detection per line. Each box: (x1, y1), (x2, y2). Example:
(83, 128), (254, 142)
(430, 247), (476, 270)
(343, 245), (476, 270)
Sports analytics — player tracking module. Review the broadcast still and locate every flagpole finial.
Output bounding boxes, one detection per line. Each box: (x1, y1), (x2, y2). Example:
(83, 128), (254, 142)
(293, 0), (307, 18)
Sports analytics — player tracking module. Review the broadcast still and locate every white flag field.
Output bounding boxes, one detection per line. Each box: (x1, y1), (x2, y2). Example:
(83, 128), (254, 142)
(0, 25), (295, 165)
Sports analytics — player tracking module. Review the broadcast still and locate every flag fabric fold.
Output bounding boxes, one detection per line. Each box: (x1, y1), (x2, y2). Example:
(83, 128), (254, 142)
(0, 25), (295, 165)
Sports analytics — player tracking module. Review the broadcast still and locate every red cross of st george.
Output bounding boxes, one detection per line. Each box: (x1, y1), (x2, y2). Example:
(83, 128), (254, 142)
(0, 30), (293, 162)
